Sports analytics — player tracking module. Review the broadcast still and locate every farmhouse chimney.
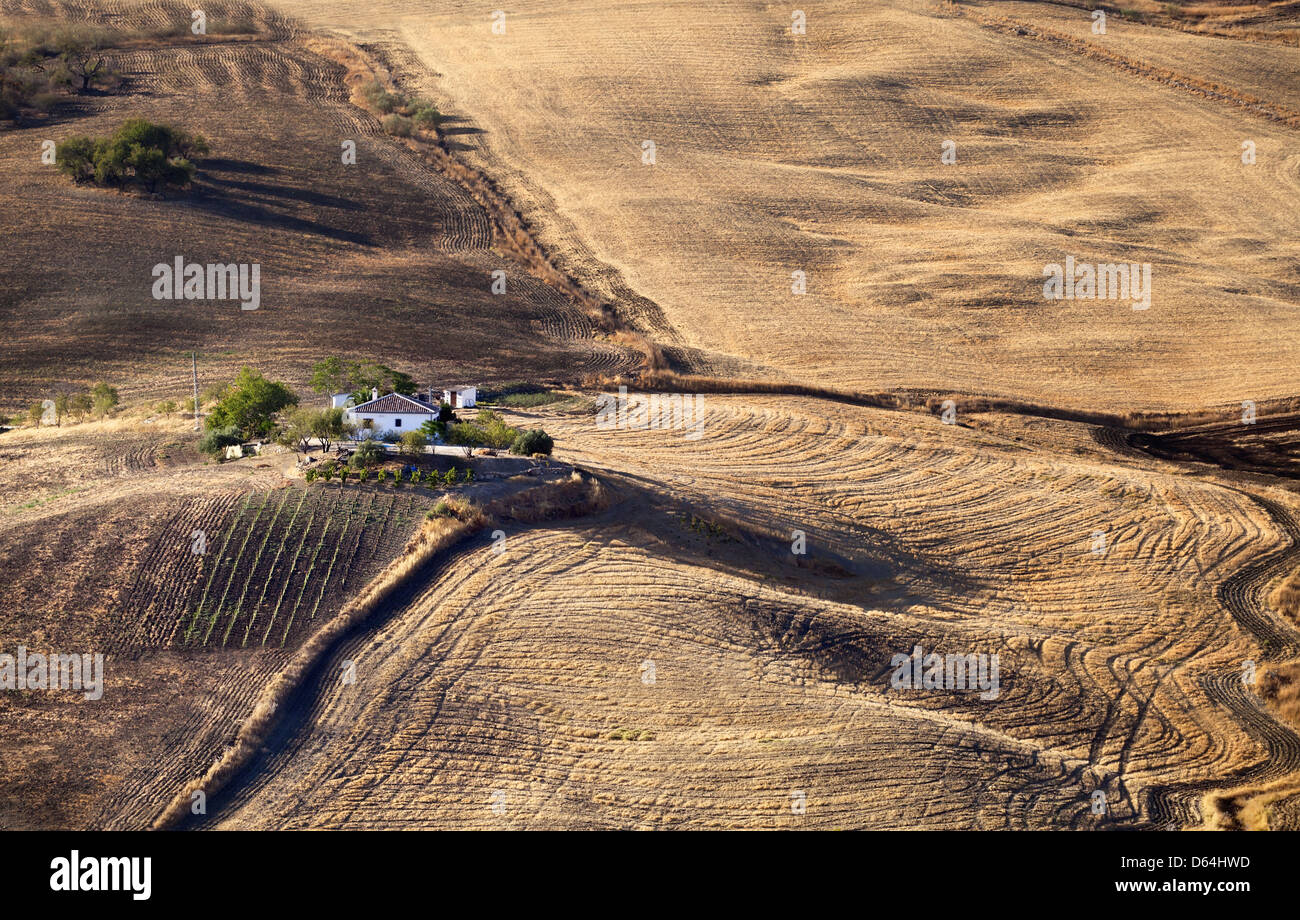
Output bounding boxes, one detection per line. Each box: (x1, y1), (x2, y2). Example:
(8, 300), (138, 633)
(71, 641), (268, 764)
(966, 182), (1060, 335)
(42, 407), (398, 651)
(371, 387), (378, 401)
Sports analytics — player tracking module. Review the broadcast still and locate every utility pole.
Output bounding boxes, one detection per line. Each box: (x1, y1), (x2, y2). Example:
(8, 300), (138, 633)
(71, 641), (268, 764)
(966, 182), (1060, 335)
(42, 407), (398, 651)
(192, 351), (200, 432)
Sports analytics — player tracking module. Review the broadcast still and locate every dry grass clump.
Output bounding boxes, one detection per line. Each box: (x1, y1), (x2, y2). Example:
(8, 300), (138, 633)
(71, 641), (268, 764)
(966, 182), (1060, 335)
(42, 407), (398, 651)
(1270, 568), (1300, 627)
(492, 471), (610, 523)
(610, 332), (667, 372)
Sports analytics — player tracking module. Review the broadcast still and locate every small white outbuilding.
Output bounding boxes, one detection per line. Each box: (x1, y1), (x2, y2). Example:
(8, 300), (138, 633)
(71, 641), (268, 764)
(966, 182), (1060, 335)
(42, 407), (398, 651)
(443, 386), (477, 409)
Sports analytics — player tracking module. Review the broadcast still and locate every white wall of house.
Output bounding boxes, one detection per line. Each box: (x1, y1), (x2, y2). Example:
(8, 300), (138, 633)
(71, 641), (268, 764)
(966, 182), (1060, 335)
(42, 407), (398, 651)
(344, 410), (435, 436)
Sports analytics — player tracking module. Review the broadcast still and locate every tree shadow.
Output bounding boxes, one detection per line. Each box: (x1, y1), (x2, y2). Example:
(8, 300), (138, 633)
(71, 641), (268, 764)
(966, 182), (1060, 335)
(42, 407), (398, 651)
(201, 157), (281, 176)
(200, 173), (361, 210)
(189, 184), (374, 246)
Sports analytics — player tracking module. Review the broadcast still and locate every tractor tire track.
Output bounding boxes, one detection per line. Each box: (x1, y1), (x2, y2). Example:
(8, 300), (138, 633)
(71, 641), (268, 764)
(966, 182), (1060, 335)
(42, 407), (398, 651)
(1132, 487), (1300, 827)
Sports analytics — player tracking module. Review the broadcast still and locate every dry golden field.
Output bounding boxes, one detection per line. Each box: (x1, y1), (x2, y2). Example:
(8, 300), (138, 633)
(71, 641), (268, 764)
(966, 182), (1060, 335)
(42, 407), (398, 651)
(203, 398), (1300, 828)
(1, 0), (1298, 833)
(261, 0), (1300, 411)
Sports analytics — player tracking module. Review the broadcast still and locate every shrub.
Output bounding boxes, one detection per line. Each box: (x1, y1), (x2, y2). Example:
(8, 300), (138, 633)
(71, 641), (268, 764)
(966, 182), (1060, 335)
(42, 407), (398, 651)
(304, 468), (316, 483)
(360, 80), (401, 114)
(350, 439), (384, 468)
(210, 16), (259, 35)
(400, 430), (428, 458)
(443, 468), (458, 486)
(198, 425), (241, 458)
(156, 399), (177, 415)
(381, 113), (413, 137)
(510, 429), (553, 456)
(376, 469), (390, 485)
(410, 99), (440, 128)
(430, 499), (454, 518)
(358, 79), (439, 131)
(380, 430), (402, 444)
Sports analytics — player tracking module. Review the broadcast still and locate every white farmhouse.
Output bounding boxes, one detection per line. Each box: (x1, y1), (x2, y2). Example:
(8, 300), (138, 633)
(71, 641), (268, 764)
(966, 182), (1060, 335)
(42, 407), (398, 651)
(443, 385), (477, 409)
(344, 391), (438, 437)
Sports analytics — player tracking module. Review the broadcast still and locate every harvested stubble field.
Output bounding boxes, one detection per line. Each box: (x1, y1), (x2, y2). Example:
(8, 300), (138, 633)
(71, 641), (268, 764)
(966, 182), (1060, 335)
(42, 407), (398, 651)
(2, 0), (1299, 832)
(259, 0), (1300, 413)
(0, 0), (635, 410)
(201, 398), (1300, 828)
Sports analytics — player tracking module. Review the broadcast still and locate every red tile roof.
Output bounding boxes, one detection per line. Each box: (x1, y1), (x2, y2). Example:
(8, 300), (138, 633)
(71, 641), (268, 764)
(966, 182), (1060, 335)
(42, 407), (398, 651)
(350, 393), (436, 414)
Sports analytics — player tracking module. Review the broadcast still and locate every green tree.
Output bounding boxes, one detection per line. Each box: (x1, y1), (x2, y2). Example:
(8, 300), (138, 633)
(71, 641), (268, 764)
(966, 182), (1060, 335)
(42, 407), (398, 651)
(277, 406), (317, 453)
(49, 29), (114, 93)
(348, 362), (418, 404)
(89, 381), (118, 417)
(54, 135), (98, 181)
(53, 392), (70, 426)
(308, 357), (351, 395)
(69, 391), (94, 421)
(56, 119), (208, 194)
(447, 421), (484, 458)
(419, 418), (446, 442)
(475, 410), (519, 450)
(311, 406), (349, 453)
(206, 367), (297, 439)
